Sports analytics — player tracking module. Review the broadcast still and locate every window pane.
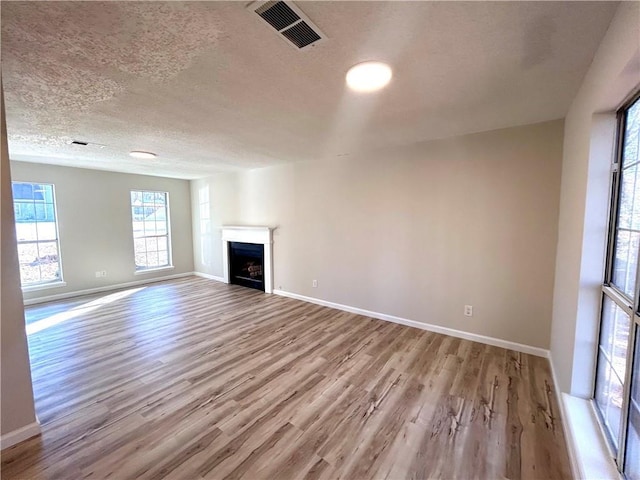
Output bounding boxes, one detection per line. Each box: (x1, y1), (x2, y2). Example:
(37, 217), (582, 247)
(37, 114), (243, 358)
(38, 256), (60, 281)
(15, 202), (35, 222)
(39, 184), (54, 203)
(135, 252), (147, 269)
(600, 296), (631, 381)
(144, 219), (156, 235)
(596, 297), (632, 451)
(34, 203), (48, 221)
(612, 229), (639, 297)
(619, 164), (640, 231)
(131, 191), (142, 206)
(158, 251), (168, 265)
(623, 98), (640, 168)
(37, 240), (59, 257)
(13, 182), (34, 200)
(155, 206), (166, 221)
(19, 264), (41, 284)
(17, 243), (38, 265)
(132, 210), (144, 237)
(143, 191), (155, 204)
(156, 221), (167, 236)
(15, 222), (37, 242)
(625, 323), (640, 479)
(596, 354), (624, 449)
(134, 238), (146, 255)
(147, 251), (159, 267)
(157, 236), (168, 252)
(36, 221), (57, 241)
(145, 237), (158, 252)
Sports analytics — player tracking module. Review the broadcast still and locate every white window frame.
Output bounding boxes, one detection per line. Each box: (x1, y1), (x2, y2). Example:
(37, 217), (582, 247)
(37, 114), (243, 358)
(12, 181), (65, 289)
(130, 190), (172, 273)
(595, 89), (640, 476)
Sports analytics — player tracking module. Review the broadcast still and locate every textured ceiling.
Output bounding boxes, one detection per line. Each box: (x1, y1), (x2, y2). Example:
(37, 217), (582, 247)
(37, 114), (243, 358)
(1, 1), (619, 179)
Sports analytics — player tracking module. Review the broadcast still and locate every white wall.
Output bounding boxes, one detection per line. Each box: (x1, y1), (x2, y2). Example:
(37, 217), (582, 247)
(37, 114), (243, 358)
(550, 1), (640, 395)
(1, 83), (38, 443)
(195, 120), (564, 349)
(10, 162), (195, 301)
(191, 172), (238, 278)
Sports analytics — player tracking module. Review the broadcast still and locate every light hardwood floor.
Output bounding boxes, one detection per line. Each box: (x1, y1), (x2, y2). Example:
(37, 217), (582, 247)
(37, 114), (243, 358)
(2, 276), (571, 479)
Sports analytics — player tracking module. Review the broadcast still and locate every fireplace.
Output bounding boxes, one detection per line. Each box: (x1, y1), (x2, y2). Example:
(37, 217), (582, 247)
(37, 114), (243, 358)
(228, 242), (264, 291)
(221, 226), (273, 293)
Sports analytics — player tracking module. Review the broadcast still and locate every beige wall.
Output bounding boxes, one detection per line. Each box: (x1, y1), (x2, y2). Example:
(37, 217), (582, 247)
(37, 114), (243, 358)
(1, 83), (38, 437)
(10, 162), (195, 302)
(211, 120), (564, 349)
(551, 2), (640, 395)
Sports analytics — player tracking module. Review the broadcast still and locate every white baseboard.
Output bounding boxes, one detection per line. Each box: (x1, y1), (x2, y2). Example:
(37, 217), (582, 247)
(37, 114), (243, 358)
(272, 289), (549, 358)
(23, 272), (195, 306)
(0, 421), (40, 450)
(193, 272), (225, 283)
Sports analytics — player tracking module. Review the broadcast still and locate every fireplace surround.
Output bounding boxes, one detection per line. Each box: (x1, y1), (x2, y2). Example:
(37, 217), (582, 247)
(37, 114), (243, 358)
(221, 226), (273, 294)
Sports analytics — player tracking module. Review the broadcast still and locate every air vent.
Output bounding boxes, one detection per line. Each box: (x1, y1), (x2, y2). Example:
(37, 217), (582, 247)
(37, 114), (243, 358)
(248, 1), (326, 51)
(69, 140), (106, 148)
(281, 21), (321, 49)
(256, 1), (299, 31)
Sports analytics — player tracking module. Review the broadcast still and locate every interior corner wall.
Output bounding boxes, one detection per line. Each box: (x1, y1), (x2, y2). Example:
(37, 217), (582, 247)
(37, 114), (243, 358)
(190, 173), (239, 278)
(1, 83), (38, 438)
(235, 120), (564, 349)
(10, 162), (195, 302)
(550, 1), (640, 396)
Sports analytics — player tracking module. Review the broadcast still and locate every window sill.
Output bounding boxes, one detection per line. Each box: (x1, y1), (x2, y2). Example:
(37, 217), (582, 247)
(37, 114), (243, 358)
(134, 266), (175, 276)
(22, 281), (67, 293)
(562, 394), (621, 480)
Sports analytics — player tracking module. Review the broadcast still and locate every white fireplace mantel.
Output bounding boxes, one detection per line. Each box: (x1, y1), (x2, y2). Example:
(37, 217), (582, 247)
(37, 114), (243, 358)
(221, 226), (273, 293)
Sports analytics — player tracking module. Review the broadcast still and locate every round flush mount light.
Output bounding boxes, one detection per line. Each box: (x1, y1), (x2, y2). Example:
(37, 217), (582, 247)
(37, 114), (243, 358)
(129, 151), (157, 159)
(346, 61), (392, 93)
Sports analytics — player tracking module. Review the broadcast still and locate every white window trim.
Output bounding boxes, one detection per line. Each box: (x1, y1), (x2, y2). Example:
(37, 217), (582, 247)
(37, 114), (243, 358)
(13, 181), (64, 288)
(563, 394), (621, 480)
(134, 265), (175, 276)
(130, 189), (172, 271)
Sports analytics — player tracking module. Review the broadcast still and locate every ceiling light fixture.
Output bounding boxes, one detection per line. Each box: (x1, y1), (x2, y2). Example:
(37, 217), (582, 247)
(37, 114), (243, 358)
(346, 61), (392, 93)
(129, 151), (157, 159)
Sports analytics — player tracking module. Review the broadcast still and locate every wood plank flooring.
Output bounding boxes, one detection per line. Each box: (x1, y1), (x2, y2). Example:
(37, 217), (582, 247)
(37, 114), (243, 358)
(1, 276), (572, 479)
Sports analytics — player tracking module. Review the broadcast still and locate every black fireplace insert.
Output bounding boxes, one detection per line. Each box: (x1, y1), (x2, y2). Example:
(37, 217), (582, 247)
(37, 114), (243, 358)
(228, 242), (264, 292)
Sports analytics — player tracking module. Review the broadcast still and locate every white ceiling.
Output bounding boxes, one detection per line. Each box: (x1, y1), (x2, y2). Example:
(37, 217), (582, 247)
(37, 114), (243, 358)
(1, 1), (618, 179)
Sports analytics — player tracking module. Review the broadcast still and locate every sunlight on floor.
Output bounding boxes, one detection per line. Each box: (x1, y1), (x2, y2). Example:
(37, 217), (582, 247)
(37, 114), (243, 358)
(26, 287), (146, 335)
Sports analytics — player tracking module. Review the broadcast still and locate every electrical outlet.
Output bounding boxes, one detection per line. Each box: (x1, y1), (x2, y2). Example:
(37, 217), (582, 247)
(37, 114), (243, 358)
(101, 270), (107, 277)
(312, 279), (318, 288)
(95, 271), (102, 278)
(464, 305), (473, 317)
(96, 270), (107, 278)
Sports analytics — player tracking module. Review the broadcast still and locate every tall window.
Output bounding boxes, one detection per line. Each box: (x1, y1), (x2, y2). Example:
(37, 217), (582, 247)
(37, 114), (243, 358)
(130, 190), (171, 271)
(597, 92), (640, 478)
(12, 182), (63, 287)
(198, 186), (211, 266)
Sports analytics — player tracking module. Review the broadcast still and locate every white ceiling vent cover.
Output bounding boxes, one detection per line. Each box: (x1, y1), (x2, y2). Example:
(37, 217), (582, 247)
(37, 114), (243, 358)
(248, 1), (327, 51)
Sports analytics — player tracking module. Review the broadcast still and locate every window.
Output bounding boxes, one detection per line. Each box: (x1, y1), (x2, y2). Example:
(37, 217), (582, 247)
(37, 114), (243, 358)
(130, 190), (171, 271)
(596, 92), (640, 478)
(198, 186), (211, 266)
(12, 182), (63, 287)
